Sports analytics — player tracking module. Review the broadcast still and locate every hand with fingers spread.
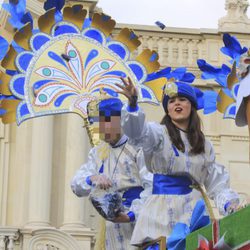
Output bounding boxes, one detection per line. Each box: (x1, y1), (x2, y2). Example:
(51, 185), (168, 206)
(116, 77), (138, 107)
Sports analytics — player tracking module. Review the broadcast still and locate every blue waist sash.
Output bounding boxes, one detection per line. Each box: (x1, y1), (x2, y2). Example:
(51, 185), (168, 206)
(153, 174), (192, 195)
(122, 186), (144, 207)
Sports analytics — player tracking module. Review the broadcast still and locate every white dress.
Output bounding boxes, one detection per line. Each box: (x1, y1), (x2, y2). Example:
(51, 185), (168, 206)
(121, 105), (239, 245)
(71, 135), (153, 250)
(235, 72), (250, 126)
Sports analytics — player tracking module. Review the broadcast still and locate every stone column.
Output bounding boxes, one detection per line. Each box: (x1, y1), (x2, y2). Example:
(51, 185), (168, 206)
(161, 38), (170, 66)
(25, 116), (54, 228)
(60, 114), (91, 230)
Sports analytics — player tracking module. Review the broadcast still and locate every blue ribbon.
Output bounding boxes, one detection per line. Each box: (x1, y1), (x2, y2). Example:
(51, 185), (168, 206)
(167, 199), (210, 250)
(122, 186), (144, 207)
(152, 174), (192, 195)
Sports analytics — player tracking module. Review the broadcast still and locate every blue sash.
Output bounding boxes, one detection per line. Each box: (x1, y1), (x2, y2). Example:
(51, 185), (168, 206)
(122, 186), (144, 207)
(153, 174), (192, 195)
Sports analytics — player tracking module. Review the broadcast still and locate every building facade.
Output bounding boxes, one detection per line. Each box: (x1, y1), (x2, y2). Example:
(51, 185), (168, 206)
(0, 0), (249, 249)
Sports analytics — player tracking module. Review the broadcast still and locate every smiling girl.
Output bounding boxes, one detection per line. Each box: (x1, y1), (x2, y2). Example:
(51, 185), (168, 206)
(117, 77), (240, 246)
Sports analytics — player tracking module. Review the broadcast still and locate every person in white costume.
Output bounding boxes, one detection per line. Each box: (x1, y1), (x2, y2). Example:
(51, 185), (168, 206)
(71, 97), (153, 250)
(117, 77), (240, 246)
(235, 57), (250, 127)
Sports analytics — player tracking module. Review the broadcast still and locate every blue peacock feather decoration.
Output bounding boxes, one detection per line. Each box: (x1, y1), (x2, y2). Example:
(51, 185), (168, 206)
(0, 0), (160, 125)
(197, 33), (248, 119)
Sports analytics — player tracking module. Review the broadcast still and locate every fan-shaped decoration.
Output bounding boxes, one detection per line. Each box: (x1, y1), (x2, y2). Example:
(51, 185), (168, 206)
(0, 2), (161, 125)
(197, 33), (248, 119)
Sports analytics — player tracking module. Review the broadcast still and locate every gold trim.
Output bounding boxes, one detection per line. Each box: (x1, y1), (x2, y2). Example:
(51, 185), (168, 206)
(38, 8), (57, 34)
(217, 89), (235, 114)
(91, 12), (115, 37)
(14, 22), (32, 51)
(136, 49), (160, 74)
(0, 71), (12, 95)
(63, 5), (87, 31)
(1, 45), (17, 71)
(116, 28), (141, 52)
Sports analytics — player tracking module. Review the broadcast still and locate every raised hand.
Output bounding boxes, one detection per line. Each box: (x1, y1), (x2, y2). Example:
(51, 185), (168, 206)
(116, 77), (138, 107)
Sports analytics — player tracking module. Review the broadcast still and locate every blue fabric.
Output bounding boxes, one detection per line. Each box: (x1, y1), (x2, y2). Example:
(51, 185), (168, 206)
(122, 186), (144, 207)
(155, 21), (166, 30)
(152, 174), (192, 195)
(99, 98), (123, 116)
(0, 36), (9, 60)
(224, 201), (231, 212)
(167, 199), (210, 250)
(203, 90), (218, 114)
(98, 162), (104, 173)
(2, 0), (29, 29)
(162, 82), (198, 110)
(127, 211), (135, 222)
(146, 67), (172, 82)
(197, 59), (231, 87)
(86, 176), (92, 186)
(172, 145), (179, 157)
(43, 0), (65, 11)
(127, 104), (139, 112)
(221, 33), (248, 64)
(145, 243), (160, 250)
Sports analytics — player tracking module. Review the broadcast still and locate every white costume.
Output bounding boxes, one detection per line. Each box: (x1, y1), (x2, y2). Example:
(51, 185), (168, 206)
(235, 71), (250, 126)
(71, 135), (152, 250)
(121, 105), (239, 245)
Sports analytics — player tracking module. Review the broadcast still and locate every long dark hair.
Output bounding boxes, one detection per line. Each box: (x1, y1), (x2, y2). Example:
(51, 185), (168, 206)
(160, 106), (205, 154)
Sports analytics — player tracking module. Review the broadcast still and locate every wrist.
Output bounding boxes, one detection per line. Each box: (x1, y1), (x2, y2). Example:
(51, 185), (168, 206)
(129, 95), (138, 107)
(127, 211), (135, 222)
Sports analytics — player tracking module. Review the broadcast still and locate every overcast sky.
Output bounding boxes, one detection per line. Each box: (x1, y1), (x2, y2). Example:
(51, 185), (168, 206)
(1, 0), (250, 29)
(97, 0), (228, 29)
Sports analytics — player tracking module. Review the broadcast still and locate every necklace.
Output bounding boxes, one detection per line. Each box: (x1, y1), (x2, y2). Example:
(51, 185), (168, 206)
(108, 143), (126, 181)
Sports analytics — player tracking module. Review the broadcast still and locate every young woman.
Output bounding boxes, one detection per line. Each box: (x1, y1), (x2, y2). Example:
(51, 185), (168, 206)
(117, 77), (240, 246)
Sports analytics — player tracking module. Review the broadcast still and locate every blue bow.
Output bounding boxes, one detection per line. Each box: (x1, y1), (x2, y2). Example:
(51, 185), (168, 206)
(167, 199), (210, 250)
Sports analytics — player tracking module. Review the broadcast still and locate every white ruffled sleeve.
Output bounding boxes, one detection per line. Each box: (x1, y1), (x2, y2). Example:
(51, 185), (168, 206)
(128, 148), (153, 220)
(121, 105), (165, 158)
(203, 141), (239, 215)
(71, 147), (100, 197)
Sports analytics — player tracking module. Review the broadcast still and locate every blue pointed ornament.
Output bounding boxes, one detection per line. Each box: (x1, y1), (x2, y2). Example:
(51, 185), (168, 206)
(220, 33), (248, 63)
(2, 0), (30, 29)
(44, 0), (65, 11)
(0, 36), (9, 60)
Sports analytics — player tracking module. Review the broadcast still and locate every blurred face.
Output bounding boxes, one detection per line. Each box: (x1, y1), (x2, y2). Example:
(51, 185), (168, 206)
(99, 115), (121, 144)
(167, 96), (192, 129)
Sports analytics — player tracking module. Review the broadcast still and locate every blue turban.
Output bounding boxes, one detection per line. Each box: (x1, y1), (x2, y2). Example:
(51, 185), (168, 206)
(99, 98), (123, 117)
(162, 82), (199, 111)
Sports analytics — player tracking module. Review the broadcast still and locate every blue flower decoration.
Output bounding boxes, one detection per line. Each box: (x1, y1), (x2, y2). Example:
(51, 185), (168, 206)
(167, 199), (210, 250)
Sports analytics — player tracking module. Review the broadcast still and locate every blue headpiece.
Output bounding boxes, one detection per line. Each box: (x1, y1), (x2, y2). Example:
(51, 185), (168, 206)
(162, 82), (199, 111)
(98, 98), (123, 117)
